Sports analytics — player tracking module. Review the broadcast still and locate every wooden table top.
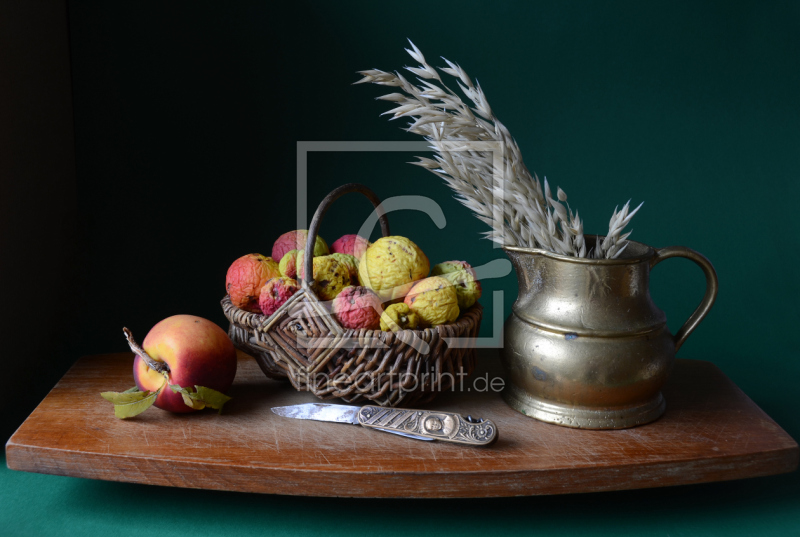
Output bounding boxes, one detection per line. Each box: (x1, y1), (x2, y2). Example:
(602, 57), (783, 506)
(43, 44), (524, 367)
(6, 350), (798, 498)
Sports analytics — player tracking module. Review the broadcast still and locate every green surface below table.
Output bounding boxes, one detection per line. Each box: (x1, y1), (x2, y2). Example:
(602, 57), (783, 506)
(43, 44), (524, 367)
(3, 452), (798, 536)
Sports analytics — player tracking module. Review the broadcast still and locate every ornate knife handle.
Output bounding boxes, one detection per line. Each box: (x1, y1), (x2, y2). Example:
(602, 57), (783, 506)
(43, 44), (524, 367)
(357, 405), (498, 446)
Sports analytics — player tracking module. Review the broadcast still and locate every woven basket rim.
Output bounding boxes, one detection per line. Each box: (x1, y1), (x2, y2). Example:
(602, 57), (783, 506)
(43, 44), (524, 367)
(221, 293), (482, 336)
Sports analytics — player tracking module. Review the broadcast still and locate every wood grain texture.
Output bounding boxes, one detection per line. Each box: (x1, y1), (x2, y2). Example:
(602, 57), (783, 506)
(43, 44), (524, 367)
(6, 350), (798, 498)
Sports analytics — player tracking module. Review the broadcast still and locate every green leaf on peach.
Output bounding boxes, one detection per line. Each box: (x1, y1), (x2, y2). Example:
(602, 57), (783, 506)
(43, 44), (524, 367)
(107, 390), (159, 419)
(169, 384), (231, 413)
(102, 379), (166, 419)
(101, 388), (151, 404)
(193, 386), (232, 412)
(169, 384), (190, 396)
(169, 384), (202, 410)
(180, 392), (206, 410)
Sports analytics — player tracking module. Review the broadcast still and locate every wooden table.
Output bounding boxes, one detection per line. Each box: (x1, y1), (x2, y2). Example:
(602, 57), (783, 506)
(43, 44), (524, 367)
(6, 350), (798, 498)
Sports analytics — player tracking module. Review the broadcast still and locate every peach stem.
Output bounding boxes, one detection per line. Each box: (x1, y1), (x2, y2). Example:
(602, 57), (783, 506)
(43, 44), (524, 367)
(122, 327), (170, 374)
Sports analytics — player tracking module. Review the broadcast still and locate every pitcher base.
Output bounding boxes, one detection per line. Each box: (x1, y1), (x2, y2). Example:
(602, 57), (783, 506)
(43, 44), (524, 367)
(502, 385), (666, 430)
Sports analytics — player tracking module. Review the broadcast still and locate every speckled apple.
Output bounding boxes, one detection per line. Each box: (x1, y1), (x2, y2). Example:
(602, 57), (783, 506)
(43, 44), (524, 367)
(332, 286), (382, 330)
(133, 315), (237, 413)
(225, 253), (280, 312)
(272, 230), (328, 262)
(258, 277), (300, 316)
(431, 260), (482, 309)
(404, 276), (460, 327)
(358, 236), (430, 302)
(329, 253), (359, 285)
(278, 250), (299, 279)
(331, 234), (370, 260)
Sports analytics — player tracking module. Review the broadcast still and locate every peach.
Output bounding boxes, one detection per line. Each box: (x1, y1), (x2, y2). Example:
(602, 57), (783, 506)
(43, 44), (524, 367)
(133, 315), (237, 413)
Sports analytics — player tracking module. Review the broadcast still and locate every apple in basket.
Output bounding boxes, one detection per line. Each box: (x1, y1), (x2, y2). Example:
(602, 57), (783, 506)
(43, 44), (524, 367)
(101, 315), (237, 418)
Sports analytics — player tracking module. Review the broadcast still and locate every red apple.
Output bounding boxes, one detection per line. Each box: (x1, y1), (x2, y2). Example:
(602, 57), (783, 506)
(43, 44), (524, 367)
(133, 315), (237, 413)
(272, 230), (329, 262)
(330, 234), (370, 261)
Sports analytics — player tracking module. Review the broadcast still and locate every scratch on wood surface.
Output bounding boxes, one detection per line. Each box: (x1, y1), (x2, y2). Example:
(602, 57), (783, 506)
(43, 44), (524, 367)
(78, 427), (109, 446)
(297, 426), (306, 458)
(713, 422), (730, 443)
(272, 426), (281, 453)
(317, 451), (331, 465)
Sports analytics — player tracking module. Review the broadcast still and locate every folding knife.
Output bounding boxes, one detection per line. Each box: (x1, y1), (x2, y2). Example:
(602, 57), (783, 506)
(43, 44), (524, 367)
(271, 403), (498, 446)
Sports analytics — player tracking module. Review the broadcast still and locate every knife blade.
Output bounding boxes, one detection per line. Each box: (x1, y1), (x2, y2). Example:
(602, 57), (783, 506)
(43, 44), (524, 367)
(271, 403), (498, 446)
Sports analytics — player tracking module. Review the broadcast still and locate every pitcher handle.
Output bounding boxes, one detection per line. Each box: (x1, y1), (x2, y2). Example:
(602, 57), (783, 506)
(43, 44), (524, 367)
(650, 246), (719, 352)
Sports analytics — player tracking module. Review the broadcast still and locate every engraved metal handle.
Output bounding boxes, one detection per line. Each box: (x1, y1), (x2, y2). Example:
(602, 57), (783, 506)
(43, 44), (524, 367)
(357, 405), (498, 446)
(650, 245), (719, 352)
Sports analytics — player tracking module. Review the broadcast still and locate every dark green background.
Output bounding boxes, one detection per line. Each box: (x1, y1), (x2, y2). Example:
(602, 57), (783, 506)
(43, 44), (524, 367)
(2, 0), (799, 535)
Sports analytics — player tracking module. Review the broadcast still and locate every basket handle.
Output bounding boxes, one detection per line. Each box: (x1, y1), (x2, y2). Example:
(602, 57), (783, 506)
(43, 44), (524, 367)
(303, 183), (391, 287)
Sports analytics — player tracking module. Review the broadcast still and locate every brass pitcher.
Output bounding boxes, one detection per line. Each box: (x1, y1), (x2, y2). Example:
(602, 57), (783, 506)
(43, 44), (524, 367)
(501, 236), (718, 429)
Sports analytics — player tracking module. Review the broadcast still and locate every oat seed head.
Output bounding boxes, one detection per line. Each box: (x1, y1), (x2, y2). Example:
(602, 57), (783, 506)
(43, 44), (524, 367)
(357, 40), (642, 258)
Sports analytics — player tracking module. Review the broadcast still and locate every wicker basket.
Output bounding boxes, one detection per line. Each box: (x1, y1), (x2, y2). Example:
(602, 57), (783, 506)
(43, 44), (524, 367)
(222, 183), (482, 407)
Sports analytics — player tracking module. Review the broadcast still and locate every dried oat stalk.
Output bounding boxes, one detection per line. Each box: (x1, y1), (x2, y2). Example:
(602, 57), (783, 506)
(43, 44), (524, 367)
(355, 40), (642, 259)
